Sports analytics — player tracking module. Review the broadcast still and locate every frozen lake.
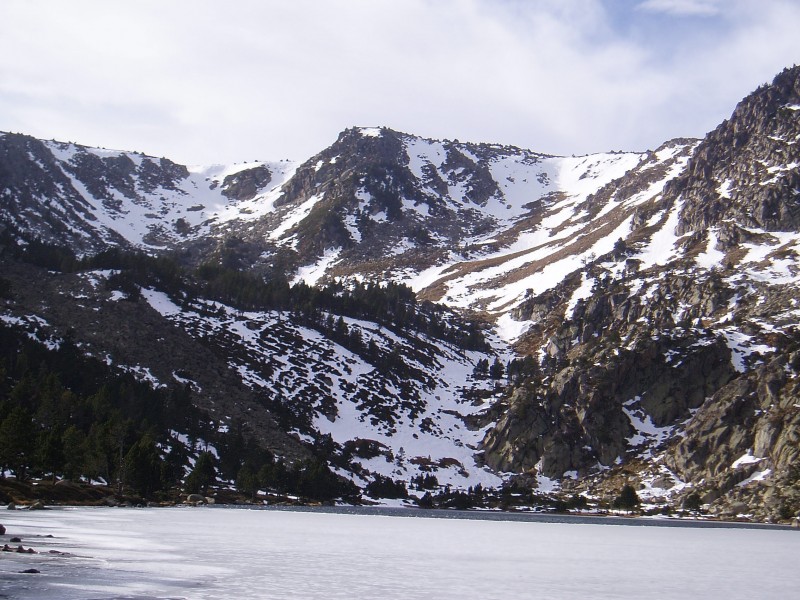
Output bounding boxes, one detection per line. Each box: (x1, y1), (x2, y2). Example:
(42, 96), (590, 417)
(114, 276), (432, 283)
(1, 506), (798, 599)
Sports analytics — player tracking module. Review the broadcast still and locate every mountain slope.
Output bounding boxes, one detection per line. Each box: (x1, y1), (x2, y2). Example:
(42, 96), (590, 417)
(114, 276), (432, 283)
(0, 132), (299, 254)
(2, 66), (800, 518)
(480, 66), (800, 520)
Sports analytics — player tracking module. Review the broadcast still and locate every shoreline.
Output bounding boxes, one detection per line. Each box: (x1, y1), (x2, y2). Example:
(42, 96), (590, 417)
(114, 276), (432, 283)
(3, 476), (798, 529)
(4, 501), (797, 531)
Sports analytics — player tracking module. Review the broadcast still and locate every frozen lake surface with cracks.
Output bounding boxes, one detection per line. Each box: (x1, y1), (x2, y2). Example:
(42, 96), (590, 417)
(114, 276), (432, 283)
(1, 506), (798, 599)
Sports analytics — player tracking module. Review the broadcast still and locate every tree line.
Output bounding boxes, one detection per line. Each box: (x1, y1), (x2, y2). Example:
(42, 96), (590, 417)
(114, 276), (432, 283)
(0, 324), (355, 502)
(11, 240), (489, 352)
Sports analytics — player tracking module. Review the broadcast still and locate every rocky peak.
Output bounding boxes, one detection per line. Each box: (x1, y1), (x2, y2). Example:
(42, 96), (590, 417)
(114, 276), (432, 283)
(675, 65), (800, 236)
(276, 127), (408, 207)
(240, 126), (550, 280)
(0, 134), (128, 253)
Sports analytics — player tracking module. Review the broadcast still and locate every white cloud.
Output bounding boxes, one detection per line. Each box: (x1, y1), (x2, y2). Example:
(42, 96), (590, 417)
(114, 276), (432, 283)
(0, 0), (798, 165)
(636, 0), (723, 16)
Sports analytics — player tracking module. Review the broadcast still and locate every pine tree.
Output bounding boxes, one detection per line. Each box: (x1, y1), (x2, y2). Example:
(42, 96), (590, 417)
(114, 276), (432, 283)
(185, 451), (216, 495)
(489, 357), (505, 380)
(61, 425), (88, 481)
(472, 358), (489, 378)
(123, 434), (164, 498)
(236, 464), (259, 500)
(613, 484), (640, 511)
(37, 426), (65, 483)
(0, 406), (36, 480)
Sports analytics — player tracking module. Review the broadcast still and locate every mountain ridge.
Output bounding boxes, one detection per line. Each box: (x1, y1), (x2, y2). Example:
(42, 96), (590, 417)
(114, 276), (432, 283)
(2, 66), (800, 520)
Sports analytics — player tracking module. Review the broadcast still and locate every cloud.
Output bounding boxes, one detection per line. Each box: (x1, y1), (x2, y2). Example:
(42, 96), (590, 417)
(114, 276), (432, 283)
(0, 0), (799, 165)
(636, 0), (723, 16)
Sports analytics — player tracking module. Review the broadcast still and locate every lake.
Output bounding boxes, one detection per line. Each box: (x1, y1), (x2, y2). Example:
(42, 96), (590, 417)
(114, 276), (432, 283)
(1, 506), (798, 599)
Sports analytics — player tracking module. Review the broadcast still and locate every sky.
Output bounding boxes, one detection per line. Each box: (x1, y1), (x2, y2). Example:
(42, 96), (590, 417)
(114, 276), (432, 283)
(1, 0), (799, 166)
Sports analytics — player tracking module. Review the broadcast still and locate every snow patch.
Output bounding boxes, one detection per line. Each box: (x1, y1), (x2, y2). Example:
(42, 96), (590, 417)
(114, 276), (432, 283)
(720, 329), (774, 373)
(359, 127), (383, 138)
(622, 398), (674, 456)
(731, 451), (763, 469)
(270, 194), (323, 240)
(695, 228), (726, 269)
(494, 313), (531, 343)
(294, 248), (342, 286)
(717, 179), (733, 199)
(636, 199), (686, 269)
(737, 469), (772, 487)
(565, 273), (594, 318)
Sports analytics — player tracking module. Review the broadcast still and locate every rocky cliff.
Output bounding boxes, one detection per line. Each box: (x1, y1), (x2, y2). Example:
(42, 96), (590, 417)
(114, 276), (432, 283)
(480, 66), (800, 521)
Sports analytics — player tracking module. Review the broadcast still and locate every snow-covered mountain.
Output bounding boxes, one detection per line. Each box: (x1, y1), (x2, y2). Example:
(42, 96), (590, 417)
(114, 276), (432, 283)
(2, 65), (800, 519)
(0, 133), (300, 253)
(0, 124), (689, 319)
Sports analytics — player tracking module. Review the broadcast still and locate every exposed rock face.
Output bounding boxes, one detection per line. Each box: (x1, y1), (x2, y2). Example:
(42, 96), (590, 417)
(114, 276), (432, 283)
(483, 326), (735, 478)
(480, 66), (800, 516)
(221, 165), (272, 201)
(675, 67), (800, 236)
(663, 354), (800, 520)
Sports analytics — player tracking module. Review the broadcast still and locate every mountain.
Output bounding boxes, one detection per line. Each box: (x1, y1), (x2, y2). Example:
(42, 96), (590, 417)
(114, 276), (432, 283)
(1, 66), (800, 520)
(482, 66), (800, 520)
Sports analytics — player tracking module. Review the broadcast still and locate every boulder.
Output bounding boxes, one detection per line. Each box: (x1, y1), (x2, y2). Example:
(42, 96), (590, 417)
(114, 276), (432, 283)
(650, 476), (673, 490)
(0, 524), (4, 535)
(186, 494), (206, 504)
(728, 502), (750, 515)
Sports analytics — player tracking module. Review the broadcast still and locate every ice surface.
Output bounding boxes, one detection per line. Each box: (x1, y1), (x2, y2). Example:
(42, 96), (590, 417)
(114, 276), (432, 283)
(1, 507), (798, 600)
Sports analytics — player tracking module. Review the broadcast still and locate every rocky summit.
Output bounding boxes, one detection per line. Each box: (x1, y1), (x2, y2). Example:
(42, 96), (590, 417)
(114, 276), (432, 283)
(1, 66), (800, 521)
